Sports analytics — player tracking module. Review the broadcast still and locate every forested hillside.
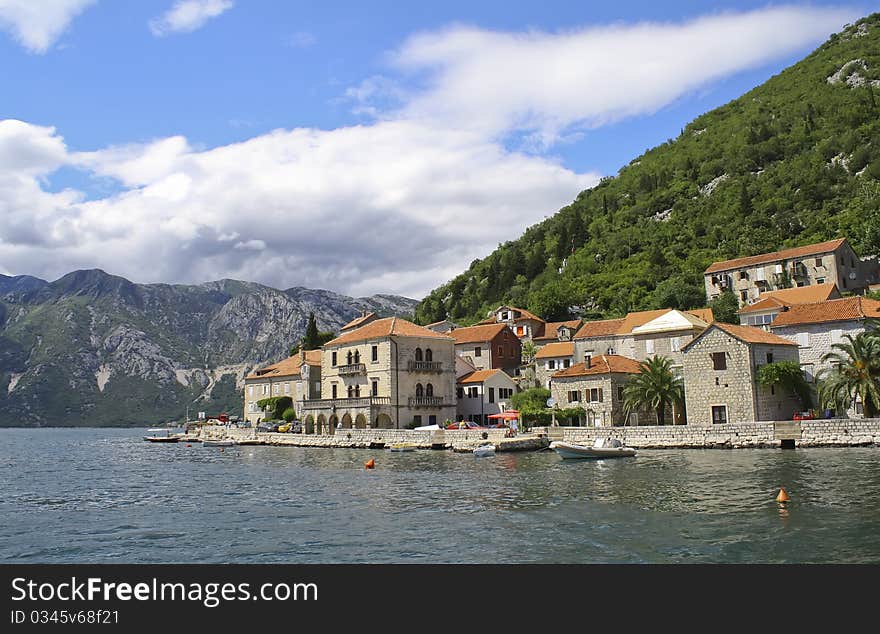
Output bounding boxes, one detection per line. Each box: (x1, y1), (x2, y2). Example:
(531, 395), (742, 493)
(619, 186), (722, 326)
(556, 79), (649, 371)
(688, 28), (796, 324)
(415, 14), (880, 325)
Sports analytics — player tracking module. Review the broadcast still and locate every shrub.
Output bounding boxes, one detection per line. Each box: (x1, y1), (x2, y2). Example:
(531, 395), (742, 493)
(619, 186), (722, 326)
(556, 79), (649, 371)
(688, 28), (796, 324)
(282, 408), (296, 423)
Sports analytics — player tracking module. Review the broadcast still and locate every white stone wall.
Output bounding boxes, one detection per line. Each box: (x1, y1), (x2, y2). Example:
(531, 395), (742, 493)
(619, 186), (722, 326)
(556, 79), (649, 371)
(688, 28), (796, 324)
(631, 329), (700, 367)
(573, 335), (632, 363)
(456, 372), (518, 422)
(535, 355), (574, 388)
(455, 343), (492, 371)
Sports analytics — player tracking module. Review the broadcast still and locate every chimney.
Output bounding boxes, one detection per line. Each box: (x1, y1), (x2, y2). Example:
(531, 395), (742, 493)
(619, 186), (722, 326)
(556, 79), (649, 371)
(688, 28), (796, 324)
(299, 346), (305, 364)
(584, 351), (593, 368)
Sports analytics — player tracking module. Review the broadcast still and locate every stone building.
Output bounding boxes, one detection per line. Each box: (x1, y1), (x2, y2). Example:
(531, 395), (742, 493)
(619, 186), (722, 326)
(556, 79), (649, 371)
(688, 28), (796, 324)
(704, 237), (879, 306)
(243, 350), (322, 424)
(339, 310), (379, 333)
(302, 317), (456, 432)
(424, 319), (458, 333)
(455, 369), (519, 425)
(770, 296), (880, 416)
(549, 354), (646, 427)
(737, 283), (841, 329)
(532, 320), (582, 348)
(449, 323), (522, 374)
(573, 308), (713, 370)
(681, 323), (801, 426)
(478, 305), (546, 340)
(535, 341), (575, 389)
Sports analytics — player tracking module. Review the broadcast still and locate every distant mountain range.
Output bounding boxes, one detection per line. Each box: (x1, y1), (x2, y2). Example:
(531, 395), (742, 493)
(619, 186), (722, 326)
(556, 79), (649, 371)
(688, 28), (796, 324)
(0, 269), (417, 427)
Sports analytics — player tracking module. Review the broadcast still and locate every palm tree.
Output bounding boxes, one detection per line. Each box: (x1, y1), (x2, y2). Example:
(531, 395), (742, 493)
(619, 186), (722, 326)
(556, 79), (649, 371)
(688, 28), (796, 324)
(622, 356), (685, 425)
(818, 331), (880, 418)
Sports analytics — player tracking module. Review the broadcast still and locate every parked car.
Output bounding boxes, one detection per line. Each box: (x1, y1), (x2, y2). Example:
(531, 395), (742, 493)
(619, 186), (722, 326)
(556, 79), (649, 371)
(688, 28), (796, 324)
(290, 422), (303, 433)
(257, 422), (279, 433)
(793, 411), (815, 421)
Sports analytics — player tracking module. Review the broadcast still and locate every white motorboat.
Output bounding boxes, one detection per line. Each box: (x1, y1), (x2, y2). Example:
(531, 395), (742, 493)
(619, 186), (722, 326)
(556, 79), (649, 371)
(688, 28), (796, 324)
(389, 442), (417, 452)
(549, 437), (636, 459)
(473, 443), (496, 457)
(143, 428), (179, 442)
(202, 439), (236, 447)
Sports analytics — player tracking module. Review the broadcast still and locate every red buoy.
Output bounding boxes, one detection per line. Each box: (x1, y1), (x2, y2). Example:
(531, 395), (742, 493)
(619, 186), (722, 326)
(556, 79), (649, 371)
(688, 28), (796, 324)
(776, 487), (790, 503)
(365, 458), (375, 469)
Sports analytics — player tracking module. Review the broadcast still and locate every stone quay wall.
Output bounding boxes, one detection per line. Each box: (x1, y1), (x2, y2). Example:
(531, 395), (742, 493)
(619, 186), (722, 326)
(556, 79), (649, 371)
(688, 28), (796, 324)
(547, 419), (880, 448)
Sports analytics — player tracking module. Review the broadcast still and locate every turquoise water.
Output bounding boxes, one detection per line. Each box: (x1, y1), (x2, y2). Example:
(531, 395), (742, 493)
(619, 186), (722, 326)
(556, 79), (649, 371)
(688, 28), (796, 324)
(1, 428), (879, 563)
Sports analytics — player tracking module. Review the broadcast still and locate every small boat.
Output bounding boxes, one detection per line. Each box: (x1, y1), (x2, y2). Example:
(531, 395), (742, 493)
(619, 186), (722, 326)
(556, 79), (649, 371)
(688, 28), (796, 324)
(549, 438), (636, 460)
(389, 442), (417, 452)
(202, 439), (236, 447)
(473, 443), (496, 457)
(143, 428), (180, 442)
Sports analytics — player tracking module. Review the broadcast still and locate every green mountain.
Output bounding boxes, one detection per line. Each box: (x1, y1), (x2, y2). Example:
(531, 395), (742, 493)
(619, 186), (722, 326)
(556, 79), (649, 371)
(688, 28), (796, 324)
(415, 14), (880, 325)
(0, 270), (416, 427)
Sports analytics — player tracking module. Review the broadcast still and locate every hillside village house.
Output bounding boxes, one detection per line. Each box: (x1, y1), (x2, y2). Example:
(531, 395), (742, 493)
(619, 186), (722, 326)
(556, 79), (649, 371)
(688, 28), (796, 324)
(681, 323), (801, 426)
(340, 310), (379, 333)
(424, 319), (458, 333)
(479, 305), (546, 340)
(243, 350), (322, 425)
(535, 342), (575, 388)
(532, 320), (582, 348)
(449, 323), (522, 374)
(704, 238), (879, 306)
(455, 369), (518, 425)
(573, 308), (714, 371)
(550, 354), (654, 426)
(769, 296), (880, 416)
(737, 283), (841, 329)
(301, 317), (456, 432)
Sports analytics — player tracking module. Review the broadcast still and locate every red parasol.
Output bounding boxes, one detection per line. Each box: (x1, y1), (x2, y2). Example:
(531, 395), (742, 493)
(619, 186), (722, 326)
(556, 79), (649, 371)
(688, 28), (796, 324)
(487, 410), (520, 419)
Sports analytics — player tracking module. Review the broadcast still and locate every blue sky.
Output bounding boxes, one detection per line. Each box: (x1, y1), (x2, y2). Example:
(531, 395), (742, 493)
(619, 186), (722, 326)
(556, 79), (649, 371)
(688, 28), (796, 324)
(0, 1), (870, 297)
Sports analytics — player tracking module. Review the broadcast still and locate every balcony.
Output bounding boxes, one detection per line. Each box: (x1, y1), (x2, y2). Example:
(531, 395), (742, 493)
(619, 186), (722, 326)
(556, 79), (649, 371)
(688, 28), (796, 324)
(408, 396), (444, 408)
(337, 363), (366, 376)
(408, 360), (443, 372)
(302, 396), (391, 411)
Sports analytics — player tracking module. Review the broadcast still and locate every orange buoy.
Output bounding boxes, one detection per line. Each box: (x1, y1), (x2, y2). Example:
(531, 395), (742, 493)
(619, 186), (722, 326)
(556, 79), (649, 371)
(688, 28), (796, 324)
(365, 458), (375, 469)
(776, 487), (790, 503)
(186, 443), (192, 447)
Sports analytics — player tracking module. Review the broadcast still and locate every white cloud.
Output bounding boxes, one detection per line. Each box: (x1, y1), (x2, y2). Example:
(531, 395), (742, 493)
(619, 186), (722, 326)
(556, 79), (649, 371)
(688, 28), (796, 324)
(149, 0), (233, 37)
(0, 0), (96, 53)
(286, 31), (316, 48)
(380, 5), (859, 145)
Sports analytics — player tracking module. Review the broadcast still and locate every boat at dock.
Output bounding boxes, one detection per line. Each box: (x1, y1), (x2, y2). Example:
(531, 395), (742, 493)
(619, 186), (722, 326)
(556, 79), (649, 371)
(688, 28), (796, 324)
(143, 428), (181, 443)
(389, 442), (417, 452)
(473, 443), (496, 457)
(549, 438), (637, 459)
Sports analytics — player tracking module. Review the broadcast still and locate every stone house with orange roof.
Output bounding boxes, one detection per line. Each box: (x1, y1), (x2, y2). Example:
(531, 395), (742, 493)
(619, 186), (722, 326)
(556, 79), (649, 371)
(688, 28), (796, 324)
(479, 305), (546, 340)
(535, 341), (575, 389)
(549, 354), (655, 427)
(769, 297), (880, 416)
(704, 237), (878, 306)
(737, 282), (841, 329)
(449, 323), (521, 374)
(243, 349), (322, 424)
(455, 369), (519, 425)
(302, 316), (456, 432)
(681, 323), (802, 426)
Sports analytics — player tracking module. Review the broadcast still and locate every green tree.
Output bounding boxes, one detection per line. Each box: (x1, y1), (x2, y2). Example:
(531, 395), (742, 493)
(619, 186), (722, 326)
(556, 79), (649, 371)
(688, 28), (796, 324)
(282, 407), (296, 423)
(756, 361), (812, 409)
(527, 280), (571, 321)
(708, 290), (739, 324)
(521, 340), (538, 364)
(302, 312), (321, 350)
(818, 330), (880, 417)
(622, 356), (685, 425)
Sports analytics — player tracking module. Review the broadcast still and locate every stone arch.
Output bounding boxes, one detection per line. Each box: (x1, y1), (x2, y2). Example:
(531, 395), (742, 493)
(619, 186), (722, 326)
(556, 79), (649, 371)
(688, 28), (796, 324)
(341, 413), (353, 429)
(425, 348), (433, 362)
(354, 384), (361, 398)
(354, 350), (360, 364)
(426, 383), (434, 397)
(318, 414), (327, 435)
(416, 383), (424, 398)
(346, 350), (353, 364)
(305, 415), (315, 435)
(375, 413), (393, 429)
(355, 413), (367, 429)
(415, 348), (423, 361)
(328, 415), (338, 433)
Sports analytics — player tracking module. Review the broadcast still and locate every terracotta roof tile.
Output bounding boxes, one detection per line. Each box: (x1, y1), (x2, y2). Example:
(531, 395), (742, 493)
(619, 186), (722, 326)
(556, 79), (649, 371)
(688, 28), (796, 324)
(573, 309), (713, 339)
(574, 318), (625, 339)
(457, 369), (503, 384)
(551, 354), (643, 378)
(533, 320), (582, 341)
(687, 322), (799, 349)
(246, 350), (322, 380)
(535, 341), (575, 359)
(326, 317), (453, 347)
(449, 323), (509, 344)
(770, 297), (880, 327)
(737, 283), (840, 314)
(340, 311), (376, 331)
(705, 238), (848, 274)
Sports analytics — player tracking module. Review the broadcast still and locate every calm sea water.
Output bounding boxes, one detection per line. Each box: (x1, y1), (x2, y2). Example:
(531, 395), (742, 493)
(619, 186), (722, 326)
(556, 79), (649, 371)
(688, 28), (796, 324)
(1, 428), (879, 563)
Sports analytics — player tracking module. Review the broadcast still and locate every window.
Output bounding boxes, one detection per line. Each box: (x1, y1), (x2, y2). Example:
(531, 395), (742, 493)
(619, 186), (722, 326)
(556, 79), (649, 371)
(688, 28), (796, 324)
(797, 333), (810, 348)
(415, 348), (423, 362)
(739, 271), (748, 280)
(416, 383), (424, 398)
(425, 383), (433, 397)
(741, 290), (749, 303)
(475, 347), (482, 357)
(347, 385), (353, 398)
(515, 326), (524, 336)
(563, 359), (571, 368)
(413, 416), (422, 425)
(354, 350), (360, 364)
(607, 347), (615, 355)
(248, 385), (254, 397)
(467, 387), (478, 398)
(313, 382), (320, 393)
(711, 405), (728, 425)
(332, 384), (337, 399)
(456, 387), (464, 399)
(284, 383), (290, 395)
(372, 345), (378, 362)
(346, 351), (353, 365)
(617, 386), (625, 401)
(671, 337), (681, 352)
(831, 329), (843, 345)
(747, 313), (774, 329)
(429, 415), (437, 426)
(646, 339), (655, 354)
(815, 257), (823, 267)
(498, 388), (513, 399)
(711, 352), (727, 371)
(568, 390), (580, 403)
(425, 349), (433, 362)
(372, 381), (378, 396)
(498, 345), (503, 357)
(816, 277), (825, 284)
(587, 388), (604, 403)
(489, 387), (495, 403)
(766, 352), (774, 364)
(332, 351), (337, 366)
(262, 384), (268, 395)
(548, 360), (556, 370)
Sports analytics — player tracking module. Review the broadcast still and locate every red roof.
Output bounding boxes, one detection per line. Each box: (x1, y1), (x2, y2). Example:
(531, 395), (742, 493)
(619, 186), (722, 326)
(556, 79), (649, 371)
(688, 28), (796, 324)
(574, 308), (713, 339)
(705, 238), (848, 274)
(683, 323), (798, 351)
(770, 297), (880, 327)
(449, 323), (509, 344)
(551, 354), (643, 378)
(326, 317), (453, 346)
(737, 283), (840, 314)
(457, 369), (507, 384)
(535, 341), (574, 359)
(340, 311), (377, 331)
(246, 350), (322, 380)
(533, 320), (582, 341)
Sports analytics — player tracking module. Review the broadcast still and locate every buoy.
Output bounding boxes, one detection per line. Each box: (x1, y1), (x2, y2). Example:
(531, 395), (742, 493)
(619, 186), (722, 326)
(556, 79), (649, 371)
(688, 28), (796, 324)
(186, 443), (192, 447)
(220, 448), (225, 453)
(365, 458), (375, 469)
(776, 487), (790, 503)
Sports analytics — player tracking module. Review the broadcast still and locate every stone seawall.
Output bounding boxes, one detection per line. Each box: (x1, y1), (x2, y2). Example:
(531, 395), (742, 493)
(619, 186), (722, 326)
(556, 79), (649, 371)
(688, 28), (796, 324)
(549, 419), (880, 449)
(198, 426), (507, 449)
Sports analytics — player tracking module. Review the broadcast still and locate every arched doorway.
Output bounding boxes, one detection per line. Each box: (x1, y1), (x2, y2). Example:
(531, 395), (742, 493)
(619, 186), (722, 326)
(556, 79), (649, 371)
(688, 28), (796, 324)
(355, 413), (367, 429)
(341, 413), (353, 429)
(328, 415), (338, 434)
(317, 414), (327, 435)
(305, 415), (315, 435)
(375, 413), (393, 429)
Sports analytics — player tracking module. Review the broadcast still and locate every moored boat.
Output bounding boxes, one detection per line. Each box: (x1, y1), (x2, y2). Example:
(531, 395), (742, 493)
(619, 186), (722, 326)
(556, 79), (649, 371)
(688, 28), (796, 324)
(549, 438), (636, 459)
(143, 428), (180, 442)
(473, 443), (496, 457)
(389, 442), (417, 452)
(202, 439), (236, 447)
